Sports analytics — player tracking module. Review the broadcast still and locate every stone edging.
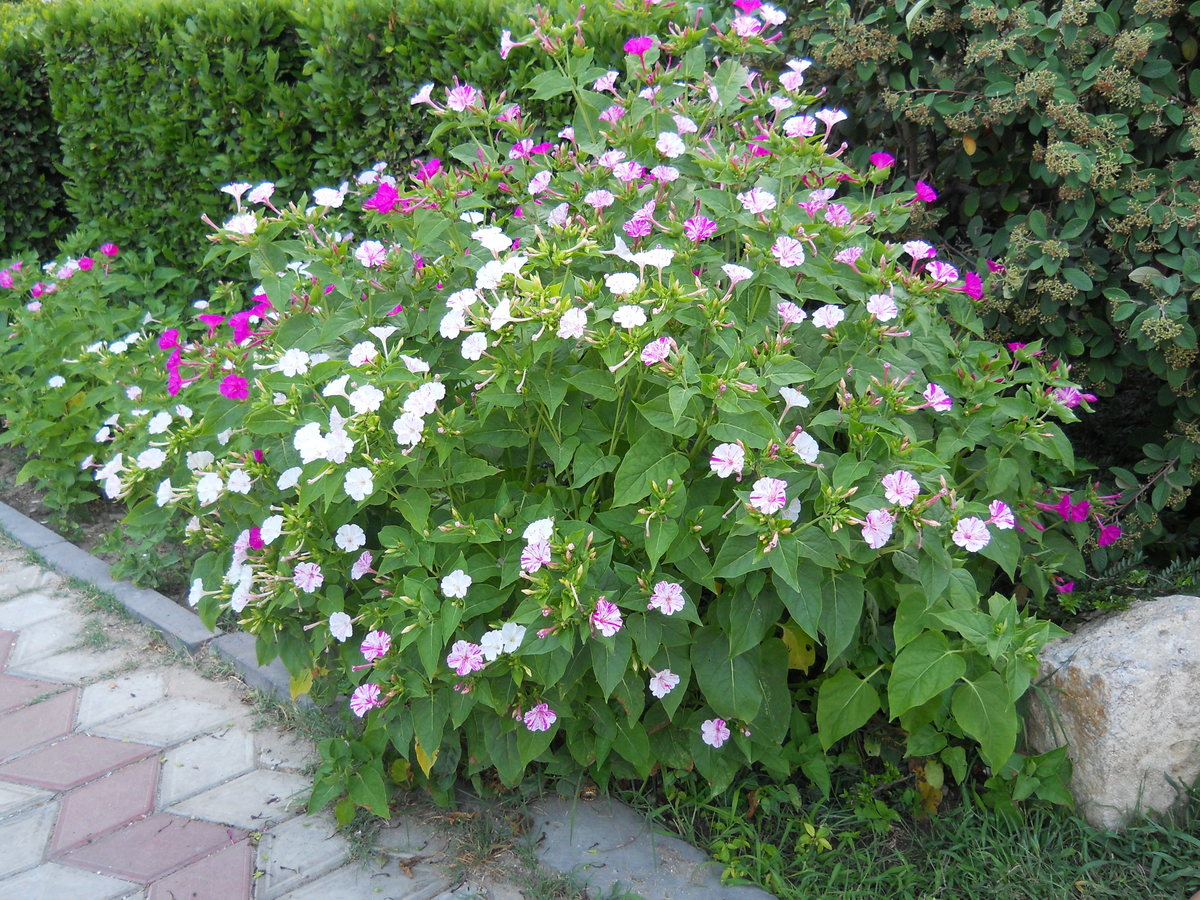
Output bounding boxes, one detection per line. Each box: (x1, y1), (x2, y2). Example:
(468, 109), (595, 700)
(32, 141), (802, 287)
(0, 502), (294, 703)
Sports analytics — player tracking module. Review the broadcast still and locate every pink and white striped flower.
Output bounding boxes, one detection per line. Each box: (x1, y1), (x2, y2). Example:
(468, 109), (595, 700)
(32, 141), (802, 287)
(952, 517), (991, 552)
(648, 581), (686, 615)
(749, 477), (788, 514)
(360, 629), (392, 661)
(701, 717), (731, 748)
(591, 599), (624, 637)
(862, 508), (896, 549)
(523, 703), (557, 732)
(882, 470), (921, 507)
(649, 669), (681, 698)
(446, 640), (486, 676)
(709, 443), (745, 478)
(349, 683), (384, 717)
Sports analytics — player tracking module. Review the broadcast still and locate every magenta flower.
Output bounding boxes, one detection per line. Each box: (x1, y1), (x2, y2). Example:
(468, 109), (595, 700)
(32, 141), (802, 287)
(349, 683), (385, 717)
(158, 329), (180, 350)
(1036, 494), (1090, 523)
(749, 477), (788, 514)
(915, 181), (938, 203)
(523, 702), (557, 732)
(882, 470), (920, 506)
(1098, 523), (1122, 547)
(869, 152), (895, 169)
(862, 508), (896, 549)
(701, 717), (731, 748)
(683, 216), (717, 242)
(591, 599), (624, 637)
(624, 35), (655, 57)
(363, 181), (399, 214)
(952, 517), (991, 552)
(293, 561), (324, 593)
(414, 158), (441, 182)
(78, 256), (94, 271)
(446, 640), (486, 676)
(219, 375), (249, 400)
(0, 270), (11, 289)
(963, 272), (984, 299)
(733, 0), (762, 10)
(100, 242), (119, 257)
(648, 581), (685, 615)
(360, 629), (392, 661)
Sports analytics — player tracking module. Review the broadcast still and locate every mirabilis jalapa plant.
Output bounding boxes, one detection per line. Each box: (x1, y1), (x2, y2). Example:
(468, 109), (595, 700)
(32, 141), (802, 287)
(100, 2), (1102, 817)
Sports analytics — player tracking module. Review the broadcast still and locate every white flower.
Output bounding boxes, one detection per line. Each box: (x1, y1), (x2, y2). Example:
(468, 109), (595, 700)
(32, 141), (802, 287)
(223, 213), (258, 235)
(440, 309), (466, 339)
(499, 622), (526, 653)
(187, 578), (205, 607)
(276, 348), (311, 377)
(655, 131), (686, 158)
(277, 468), (302, 491)
(866, 293), (899, 322)
(780, 387), (810, 410)
(441, 569), (472, 598)
(400, 354), (430, 373)
(523, 518), (555, 543)
(349, 384), (385, 414)
(329, 612), (353, 642)
(47, 375), (65, 388)
(147, 411), (173, 435)
(459, 211), (485, 225)
(557, 308), (587, 339)
(461, 332), (488, 361)
(312, 185), (347, 208)
(612, 305), (647, 329)
(605, 272), (641, 296)
(196, 472), (223, 506)
(324, 429), (354, 464)
(227, 469), (252, 494)
(722, 263), (754, 285)
(322, 374), (350, 397)
(247, 182), (274, 204)
(489, 297), (514, 331)
(791, 431), (820, 463)
(294, 421), (328, 464)
(155, 479), (174, 507)
(336, 523), (366, 552)
(393, 412), (424, 447)
(632, 247), (674, 270)
(136, 448), (166, 470)
(260, 514), (284, 544)
(480, 630), (506, 662)
(348, 341), (377, 366)
(812, 305), (846, 330)
(472, 226), (513, 254)
(344, 467), (374, 502)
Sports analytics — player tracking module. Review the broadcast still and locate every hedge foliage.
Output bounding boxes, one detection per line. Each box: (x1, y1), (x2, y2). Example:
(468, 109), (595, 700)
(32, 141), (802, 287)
(0, 2), (67, 259)
(784, 0), (1200, 557)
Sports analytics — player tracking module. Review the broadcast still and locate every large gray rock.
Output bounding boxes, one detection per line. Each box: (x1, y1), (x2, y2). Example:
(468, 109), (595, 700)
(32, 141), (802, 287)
(1026, 594), (1200, 830)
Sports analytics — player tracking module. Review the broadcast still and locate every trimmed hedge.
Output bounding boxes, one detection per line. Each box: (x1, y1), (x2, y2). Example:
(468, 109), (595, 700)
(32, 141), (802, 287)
(0, 2), (68, 258)
(41, 0), (311, 268)
(785, 0), (1200, 556)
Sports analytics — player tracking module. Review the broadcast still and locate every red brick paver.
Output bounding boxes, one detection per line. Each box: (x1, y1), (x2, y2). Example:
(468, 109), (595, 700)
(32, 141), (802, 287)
(0, 733), (157, 791)
(0, 687), (77, 760)
(0, 629), (16, 669)
(49, 756), (159, 854)
(58, 813), (245, 882)
(0, 672), (64, 714)
(147, 839), (255, 900)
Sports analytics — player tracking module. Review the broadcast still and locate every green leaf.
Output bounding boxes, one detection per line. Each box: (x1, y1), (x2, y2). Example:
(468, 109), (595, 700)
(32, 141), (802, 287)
(347, 765), (389, 818)
(611, 432), (680, 507)
(951, 672), (1018, 769)
(525, 69), (575, 100)
(777, 560), (824, 637)
(590, 627), (633, 699)
(886, 630), (966, 717)
(817, 669), (880, 750)
(710, 533), (769, 580)
(692, 627), (763, 721)
(645, 519), (679, 568)
(819, 572), (864, 663)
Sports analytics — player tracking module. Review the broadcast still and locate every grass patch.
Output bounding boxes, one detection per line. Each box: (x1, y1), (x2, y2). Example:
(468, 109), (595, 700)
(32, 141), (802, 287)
(618, 774), (1200, 899)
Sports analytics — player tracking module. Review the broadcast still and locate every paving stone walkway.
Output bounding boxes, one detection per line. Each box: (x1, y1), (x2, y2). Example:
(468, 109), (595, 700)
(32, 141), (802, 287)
(0, 508), (776, 900)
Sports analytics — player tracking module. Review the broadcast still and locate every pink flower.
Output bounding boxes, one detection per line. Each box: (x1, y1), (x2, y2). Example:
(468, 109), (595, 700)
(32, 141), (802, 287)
(293, 561), (324, 593)
(351, 550), (374, 580)
(701, 717), (730, 748)
(1098, 523), (1122, 547)
(591, 599), (624, 637)
(811, 305), (845, 330)
(360, 629), (392, 661)
(709, 442), (745, 478)
(952, 517), (991, 552)
(521, 541), (552, 574)
(749, 477), (788, 514)
(523, 702), (557, 732)
(649, 669), (680, 698)
(1036, 494), (1090, 523)
(988, 500), (1016, 530)
(640, 336), (675, 365)
(683, 216), (717, 242)
(882, 470), (920, 506)
(624, 35), (655, 57)
(158, 329), (180, 350)
(414, 158), (441, 182)
(219, 375), (249, 400)
(870, 152), (895, 169)
(862, 508), (895, 549)
(1054, 578), (1075, 594)
(100, 243), (119, 257)
(923, 383), (953, 412)
(446, 640), (486, 676)
(963, 272), (983, 299)
(915, 181), (938, 203)
(777, 301), (807, 325)
(772, 235), (806, 268)
(866, 293), (898, 322)
(1052, 386), (1097, 408)
(446, 82), (481, 112)
(926, 261), (960, 283)
(824, 204), (851, 227)
(78, 257), (94, 271)
(349, 683), (384, 717)
(0, 270), (11, 289)
(834, 246), (863, 266)
(648, 581), (685, 615)
(737, 187), (777, 215)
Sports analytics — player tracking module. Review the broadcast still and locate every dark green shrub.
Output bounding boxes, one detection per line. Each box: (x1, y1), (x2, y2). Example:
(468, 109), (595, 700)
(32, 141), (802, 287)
(785, 0), (1200, 562)
(0, 2), (69, 258)
(40, 0), (312, 272)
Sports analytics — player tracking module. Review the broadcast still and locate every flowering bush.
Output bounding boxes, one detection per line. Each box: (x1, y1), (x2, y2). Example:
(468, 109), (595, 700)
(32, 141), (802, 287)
(101, 7), (1096, 817)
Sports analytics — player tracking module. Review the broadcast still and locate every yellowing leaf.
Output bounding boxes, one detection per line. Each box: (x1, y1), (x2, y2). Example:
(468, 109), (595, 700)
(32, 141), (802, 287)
(917, 778), (943, 815)
(962, 135), (977, 156)
(780, 623), (816, 673)
(414, 738), (439, 777)
(289, 669), (314, 700)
